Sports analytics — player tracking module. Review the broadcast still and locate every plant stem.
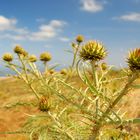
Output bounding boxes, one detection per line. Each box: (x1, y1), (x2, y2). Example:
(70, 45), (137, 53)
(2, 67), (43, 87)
(18, 55), (29, 82)
(44, 61), (48, 73)
(90, 61), (99, 118)
(10, 63), (40, 100)
(90, 73), (138, 139)
(71, 43), (80, 68)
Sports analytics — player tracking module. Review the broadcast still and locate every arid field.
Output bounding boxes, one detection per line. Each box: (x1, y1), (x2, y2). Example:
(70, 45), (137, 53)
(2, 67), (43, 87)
(0, 72), (140, 140)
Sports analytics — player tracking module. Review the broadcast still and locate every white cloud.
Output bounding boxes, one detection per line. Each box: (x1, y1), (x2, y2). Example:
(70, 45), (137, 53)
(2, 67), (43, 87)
(0, 16), (67, 41)
(114, 12), (140, 22)
(29, 20), (67, 41)
(80, 0), (103, 13)
(0, 33), (25, 40)
(0, 15), (17, 31)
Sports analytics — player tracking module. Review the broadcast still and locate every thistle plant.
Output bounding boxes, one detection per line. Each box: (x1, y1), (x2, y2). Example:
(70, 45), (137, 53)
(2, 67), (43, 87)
(52, 39), (140, 139)
(127, 48), (140, 71)
(1, 46), (80, 139)
(28, 54), (37, 63)
(71, 35), (84, 68)
(1, 38), (140, 140)
(79, 40), (107, 61)
(64, 35), (84, 80)
(40, 52), (52, 73)
(39, 96), (51, 112)
(2, 53), (13, 62)
(60, 68), (67, 75)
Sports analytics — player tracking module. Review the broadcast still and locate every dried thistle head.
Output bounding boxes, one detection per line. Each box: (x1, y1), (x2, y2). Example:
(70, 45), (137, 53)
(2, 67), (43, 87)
(2, 53), (13, 62)
(40, 52), (52, 62)
(127, 48), (140, 71)
(22, 50), (28, 57)
(60, 69), (67, 75)
(76, 35), (84, 43)
(14, 45), (28, 56)
(28, 54), (37, 62)
(79, 41), (107, 62)
(39, 96), (50, 112)
(49, 69), (55, 74)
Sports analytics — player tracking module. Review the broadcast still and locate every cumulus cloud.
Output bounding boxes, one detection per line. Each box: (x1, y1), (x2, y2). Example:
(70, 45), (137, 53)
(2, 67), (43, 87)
(0, 33), (25, 40)
(113, 12), (140, 22)
(30, 20), (66, 41)
(0, 15), (17, 31)
(80, 0), (103, 13)
(0, 16), (67, 42)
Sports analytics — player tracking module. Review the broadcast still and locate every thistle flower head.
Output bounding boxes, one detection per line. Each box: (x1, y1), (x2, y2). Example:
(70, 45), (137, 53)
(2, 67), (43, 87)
(40, 52), (52, 62)
(79, 41), (107, 62)
(22, 50), (28, 57)
(2, 53), (13, 62)
(28, 54), (37, 62)
(76, 35), (84, 43)
(49, 69), (55, 74)
(101, 62), (108, 70)
(39, 96), (50, 112)
(14, 45), (28, 56)
(60, 69), (67, 75)
(127, 48), (140, 71)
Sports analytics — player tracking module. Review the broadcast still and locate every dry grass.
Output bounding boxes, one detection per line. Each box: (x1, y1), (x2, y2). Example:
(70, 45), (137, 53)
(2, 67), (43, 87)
(0, 74), (140, 139)
(0, 77), (38, 140)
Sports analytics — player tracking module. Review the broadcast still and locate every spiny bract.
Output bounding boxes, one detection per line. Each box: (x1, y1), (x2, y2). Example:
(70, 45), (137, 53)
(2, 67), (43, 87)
(127, 48), (140, 71)
(2, 53), (13, 62)
(60, 69), (67, 75)
(40, 52), (52, 62)
(28, 54), (37, 62)
(39, 96), (50, 112)
(14, 45), (28, 56)
(79, 41), (107, 61)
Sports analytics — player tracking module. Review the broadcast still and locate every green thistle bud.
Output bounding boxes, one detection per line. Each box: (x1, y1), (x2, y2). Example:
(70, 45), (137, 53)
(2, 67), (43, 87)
(101, 62), (108, 70)
(72, 42), (76, 48)
(40, 52), (52, 62)
(39, 96), (50, 112)
(28, 55), (37, 62)
(60, 69), (67, 75)
(76, 35), (84, 43)
(2, 53), (13, 62)
(79, 41), (107, 62)
(127, 48), (140, 71)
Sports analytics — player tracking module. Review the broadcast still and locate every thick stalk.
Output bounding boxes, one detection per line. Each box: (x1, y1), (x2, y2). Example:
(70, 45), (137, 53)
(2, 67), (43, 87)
(90, 61), (99, 118)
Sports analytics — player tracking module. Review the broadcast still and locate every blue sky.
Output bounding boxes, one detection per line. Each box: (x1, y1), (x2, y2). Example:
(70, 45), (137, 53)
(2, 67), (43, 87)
(0, 0), (140, 70)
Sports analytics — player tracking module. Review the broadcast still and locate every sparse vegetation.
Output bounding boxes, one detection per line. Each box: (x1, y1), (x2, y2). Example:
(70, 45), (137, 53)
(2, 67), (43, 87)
(0, 35), (140, 140)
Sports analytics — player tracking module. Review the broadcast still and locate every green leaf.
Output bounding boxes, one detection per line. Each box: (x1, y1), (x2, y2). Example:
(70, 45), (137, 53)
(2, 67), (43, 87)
(132, 84), (140, 89)
(106, 118), (140, 125)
